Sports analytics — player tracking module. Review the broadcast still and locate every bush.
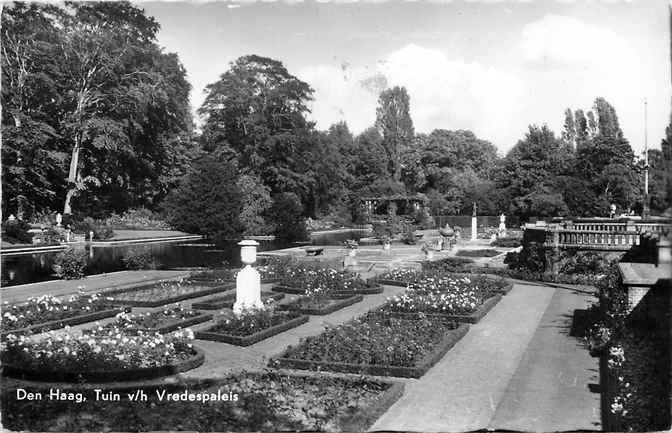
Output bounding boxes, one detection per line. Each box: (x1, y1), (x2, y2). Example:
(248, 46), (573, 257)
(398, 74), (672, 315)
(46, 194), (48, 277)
(490, 237), (522, 248)
(72, 217), (114, 240)
(504, 241), (545, 272)
(401, 227), (417, 245)
(53, 248), (87, 279)
(162, 154), (244, 244)
(421, 256), (474, 273)
(105, 208), (171, 230)
(270, 192), (307, 242)
(33, 228), (65, 245)
(455, 249), (501, 257)
(121, 246), (159, 270)
(2, 219), (32, 244)
(237, 175), (273, 236)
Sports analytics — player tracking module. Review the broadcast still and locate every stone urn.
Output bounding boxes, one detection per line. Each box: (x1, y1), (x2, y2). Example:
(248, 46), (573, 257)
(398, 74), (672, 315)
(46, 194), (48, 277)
(233, 240), (263, 315)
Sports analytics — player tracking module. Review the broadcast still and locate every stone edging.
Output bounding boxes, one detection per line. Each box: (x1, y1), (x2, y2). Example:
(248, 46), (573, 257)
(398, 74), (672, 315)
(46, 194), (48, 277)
(278, 295), (363, 315)
(2, 348), (205, 383)
(195, 314), (309, 346)
(270, 323), (469, 378)
(1, 307), (130, 337)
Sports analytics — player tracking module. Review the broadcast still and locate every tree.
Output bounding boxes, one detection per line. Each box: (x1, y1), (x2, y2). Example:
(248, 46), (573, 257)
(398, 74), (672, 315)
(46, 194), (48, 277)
(561, 108), (576, 149)
(270, 192), (307, 242)
(351, 127), (388, 193)
(1, 2), (194, 217)
(162, 154), (243, 244)
(593, 97), (623, 138)
(375, 86), (414, 182)
(237, 174), (273, 236)
(199, 55), (315, 198)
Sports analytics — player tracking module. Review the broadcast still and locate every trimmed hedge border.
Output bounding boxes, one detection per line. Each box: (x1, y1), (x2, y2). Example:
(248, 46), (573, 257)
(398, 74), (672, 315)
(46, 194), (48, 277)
(278, 295), (363, 315)
(270, 322), (468, 378)
(130, 313), (213, 334)
(107, 284), (233, 308)
(1, 307), (130, 337)
(371, 279), (408, 288)
(377, 294), (502, 324)
(196, 314), (309, 346)
(189, 276), (281, 285)
(191, 292), (285, 310)
(1, 348), (205, 383)
(272, 284), (384, 296)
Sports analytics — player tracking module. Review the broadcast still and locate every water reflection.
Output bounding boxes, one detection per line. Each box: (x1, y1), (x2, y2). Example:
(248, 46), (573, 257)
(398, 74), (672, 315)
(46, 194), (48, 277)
(1, 229), (369, 287)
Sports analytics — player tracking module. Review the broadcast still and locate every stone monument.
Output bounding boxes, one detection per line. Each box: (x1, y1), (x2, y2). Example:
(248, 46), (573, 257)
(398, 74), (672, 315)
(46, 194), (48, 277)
(233, 240), (264, 315)
(471, 202), (477, 241)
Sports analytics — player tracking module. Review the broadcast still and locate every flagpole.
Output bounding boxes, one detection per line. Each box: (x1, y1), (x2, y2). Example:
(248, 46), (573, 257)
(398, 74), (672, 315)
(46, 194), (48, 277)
(643, 98), (650, 218)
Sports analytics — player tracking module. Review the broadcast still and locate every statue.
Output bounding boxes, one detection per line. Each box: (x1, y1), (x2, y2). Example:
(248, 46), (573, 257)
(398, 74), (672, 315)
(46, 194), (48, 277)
(498, 214), (506, 237)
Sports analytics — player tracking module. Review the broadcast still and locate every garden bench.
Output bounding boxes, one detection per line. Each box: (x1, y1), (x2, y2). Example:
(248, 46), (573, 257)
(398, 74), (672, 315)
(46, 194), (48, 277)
(304, 247), (324, 256)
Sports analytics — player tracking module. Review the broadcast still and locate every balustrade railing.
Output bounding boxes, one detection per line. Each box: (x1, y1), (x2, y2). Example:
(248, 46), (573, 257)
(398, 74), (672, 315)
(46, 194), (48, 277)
(544, 229), (642, 250)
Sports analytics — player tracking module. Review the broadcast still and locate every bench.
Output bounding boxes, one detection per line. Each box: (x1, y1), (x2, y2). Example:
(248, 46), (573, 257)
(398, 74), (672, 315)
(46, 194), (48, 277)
(304, 247), (324, 256)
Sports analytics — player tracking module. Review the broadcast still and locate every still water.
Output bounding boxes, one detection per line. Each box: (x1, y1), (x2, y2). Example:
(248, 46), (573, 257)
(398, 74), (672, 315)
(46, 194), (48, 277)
(1, 230), (368, 287)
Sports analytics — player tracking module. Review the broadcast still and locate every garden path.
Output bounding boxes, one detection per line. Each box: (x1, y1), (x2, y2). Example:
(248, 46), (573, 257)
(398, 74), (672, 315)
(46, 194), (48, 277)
(370, 281), (600, 432)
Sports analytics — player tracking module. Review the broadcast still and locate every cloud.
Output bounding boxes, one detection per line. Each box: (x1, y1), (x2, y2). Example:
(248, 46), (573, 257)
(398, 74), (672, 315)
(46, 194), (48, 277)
(298, 44), (525, 150)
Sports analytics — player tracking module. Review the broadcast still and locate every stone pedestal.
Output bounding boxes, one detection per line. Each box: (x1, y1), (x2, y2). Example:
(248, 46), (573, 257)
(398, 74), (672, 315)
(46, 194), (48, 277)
(233, 265), (263, 314)
(471, 217), (477, 241)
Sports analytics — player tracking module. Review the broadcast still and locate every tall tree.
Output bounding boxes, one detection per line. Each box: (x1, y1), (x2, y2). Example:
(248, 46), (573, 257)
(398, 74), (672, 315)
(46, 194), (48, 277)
(593, 97), (623, 138)
(199, 55), (314, 197)
(375, 86), (414, 182)
(561, 108), (576, 148)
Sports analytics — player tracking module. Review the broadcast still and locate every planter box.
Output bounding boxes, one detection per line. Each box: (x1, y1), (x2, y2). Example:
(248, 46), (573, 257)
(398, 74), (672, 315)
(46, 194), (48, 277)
(107, 284), (233, 308)
(191, 292), (285, 310)
(196, 314), (309, 346)
(377, 294), (503, 324)
(1, 307), (130, 337)
(272, 284), (383, 296)
(278, 295), (363, 315)
(2, 348), (205, 383)
(270, 323), (469, 378)
(130, 313), (213, 334)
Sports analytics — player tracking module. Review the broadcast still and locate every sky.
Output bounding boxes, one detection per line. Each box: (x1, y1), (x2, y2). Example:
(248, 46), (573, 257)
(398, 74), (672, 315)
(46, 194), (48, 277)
(140, 0), (671, 155)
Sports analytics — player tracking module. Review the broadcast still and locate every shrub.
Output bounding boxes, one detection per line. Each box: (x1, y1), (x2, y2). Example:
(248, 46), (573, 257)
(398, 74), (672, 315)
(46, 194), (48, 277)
(53, 248), (88, 279)
(162, 154), (244, 244)
(401, 227), (417, 245)
(421, 256), (474, 273)
(33, 227), (65, 245)
(105, 208), (171, 230)
(72, 217), (114, 240)
(455, 249), (501, 257)
(490, 237), (522, 248)
(237, 174), (273, 236)
(1, 219), (32, 244)
(504, 241), (545, 272)
(269, 192), (307, 242)
(121, 246), (159, 270)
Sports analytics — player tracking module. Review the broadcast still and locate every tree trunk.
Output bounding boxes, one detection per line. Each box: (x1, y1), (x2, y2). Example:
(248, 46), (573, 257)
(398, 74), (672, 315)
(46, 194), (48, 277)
(63, 139), (81, 215)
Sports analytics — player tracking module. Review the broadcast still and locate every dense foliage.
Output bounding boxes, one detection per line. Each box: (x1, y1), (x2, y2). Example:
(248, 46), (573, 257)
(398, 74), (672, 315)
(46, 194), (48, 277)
(162, 154), (243, 244)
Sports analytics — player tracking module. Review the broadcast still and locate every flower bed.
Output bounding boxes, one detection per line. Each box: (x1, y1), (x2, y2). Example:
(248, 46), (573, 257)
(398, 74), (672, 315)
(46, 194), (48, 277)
(1, 372), (403, 432)
(1, 294), (122, 336)
(372, 268), (420, 287)
(196, 308), (308, 346)
(374, 274), (505, 323)
(105, 280), (232, 307)
(278, 295), (363, 315)
(271, 313), (468, 378)
(1, 328), (202, 382)
(102, 306), (212, 334)
(191, 292), (285, 310)
(454, 248), (502, 257)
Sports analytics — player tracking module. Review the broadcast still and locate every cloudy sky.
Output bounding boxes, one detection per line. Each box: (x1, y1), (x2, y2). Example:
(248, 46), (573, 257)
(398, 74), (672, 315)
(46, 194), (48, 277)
(141, 0), (670, 155)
